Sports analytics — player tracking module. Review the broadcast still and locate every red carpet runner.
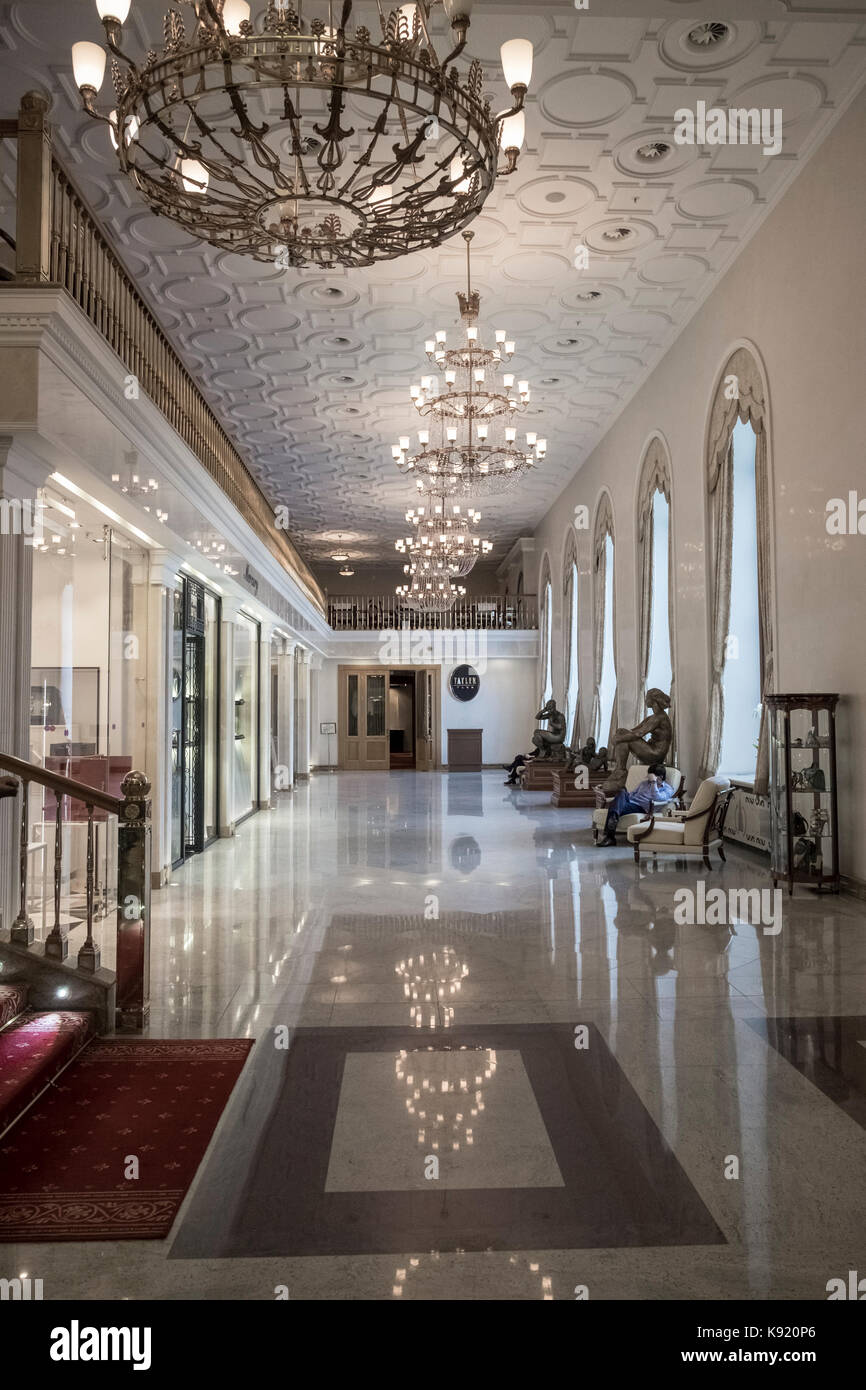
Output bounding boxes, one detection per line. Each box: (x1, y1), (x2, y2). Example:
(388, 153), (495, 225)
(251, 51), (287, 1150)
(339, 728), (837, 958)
(0, 1038), (253, 1241)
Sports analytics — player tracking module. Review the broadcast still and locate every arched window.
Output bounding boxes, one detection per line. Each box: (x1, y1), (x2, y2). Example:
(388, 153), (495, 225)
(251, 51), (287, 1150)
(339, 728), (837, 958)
(701, 347), (774, 791)
(637, 437), (674, 741)
(591, 495), (616, 748)
(563, 530), (580, 744)
(540, 562), (553, 705)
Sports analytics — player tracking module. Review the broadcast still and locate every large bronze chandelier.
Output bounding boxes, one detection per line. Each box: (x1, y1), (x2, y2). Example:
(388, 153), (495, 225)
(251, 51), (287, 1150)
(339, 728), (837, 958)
(392, 230), (546, 493)
(395, 493), (491, 578)
(71, 1), (533, 268)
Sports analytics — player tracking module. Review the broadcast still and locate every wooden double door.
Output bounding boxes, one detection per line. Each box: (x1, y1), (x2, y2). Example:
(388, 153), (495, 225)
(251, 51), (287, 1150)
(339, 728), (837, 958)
(337, 666), (439, 771)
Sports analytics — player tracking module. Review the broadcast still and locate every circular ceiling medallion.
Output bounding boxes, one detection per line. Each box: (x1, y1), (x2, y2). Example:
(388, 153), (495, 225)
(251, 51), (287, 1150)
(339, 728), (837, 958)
(612, 129), (699, 178)
(215, 250), (285, 282)
(559, 282), (625, 312)
(128, 213), (197, 251)
(238, 305), (301, 333)
(362, 306), (428, 334)
(212, 368), (266, 391)
(640, 254), (709, 285)
(675, 179), (756, 221)
(229, 403), (277, 421)
(256, 349), (313, 374)
(266, 386), (319, 408)
(659, 19), (761, 72)
(587, 353), (645, 378)
(516, 176), (598, 219)
(539, 334), (596, 357)
(609, 309), (672, 338)
(582, 219), (657, 255)
(293, 279), (362, 308)
(728, 76), (823, 127)
(189, 329), (249, 355)
(501, 251), (572, 284)
(540, 70), (635, 128)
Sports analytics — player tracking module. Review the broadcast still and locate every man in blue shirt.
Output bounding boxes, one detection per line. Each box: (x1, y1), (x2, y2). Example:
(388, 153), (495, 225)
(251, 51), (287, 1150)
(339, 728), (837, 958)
(596, 762), (675, 847)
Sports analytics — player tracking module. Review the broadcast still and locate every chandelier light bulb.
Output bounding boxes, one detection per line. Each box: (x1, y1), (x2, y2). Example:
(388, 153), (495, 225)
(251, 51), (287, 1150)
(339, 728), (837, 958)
(399, 437), (411, 451)
(445, 370), (456, 386)
(108, 110), (139, 149)
(505, 427), (517, 443)
(500, 110), (526, 154)
(180, 159), (209, 193)
(447, 427), (458, 443)
(477, 423), (489, 440)
(505, 341), (516, 356)
(474, 368), (485, 384)
(222, 0), (251, 33)
(503, 373), (515, 388)
(501, 38), (534, 91)
(425, 339), (435, 354)
(369, 182), (393, 211)
(418, 430), (430, 445)
(526, 432), (538, 447)
(444, 0), (474, 20)
(436, 330), (447, 344)
(450, 155), (472, 196)
(72, 41), (106, 92)
(467, 326), (478, 342)
(392, 445), (403, 460)
(518, 380), (529, 395)
(496, 330), (507, 344)
(96, 0), (131, 22)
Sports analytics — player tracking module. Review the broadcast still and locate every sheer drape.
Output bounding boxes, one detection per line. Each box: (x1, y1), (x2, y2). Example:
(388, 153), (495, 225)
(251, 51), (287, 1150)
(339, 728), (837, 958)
(539, 561), (552, 705)
(592, 494), (614, 745)
(562, 530), (579, 745)
(701, 347), (773, 790)
(636, 436), (674, 755)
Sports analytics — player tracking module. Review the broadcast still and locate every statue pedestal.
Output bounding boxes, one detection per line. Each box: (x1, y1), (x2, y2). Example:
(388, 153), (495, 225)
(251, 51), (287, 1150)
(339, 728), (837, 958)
(551, 769), (608, 807)
(520, 761), (560, 791)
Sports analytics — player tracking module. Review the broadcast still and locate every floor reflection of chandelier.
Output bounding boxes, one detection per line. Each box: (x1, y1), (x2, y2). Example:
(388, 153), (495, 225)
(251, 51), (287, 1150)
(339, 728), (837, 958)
(395, 947), (468, 1028)
(395, 494), (492, 579)
(395, 1043), (497, 1156)
(392, 230), (547, 493)
(71, 2), (533, 268)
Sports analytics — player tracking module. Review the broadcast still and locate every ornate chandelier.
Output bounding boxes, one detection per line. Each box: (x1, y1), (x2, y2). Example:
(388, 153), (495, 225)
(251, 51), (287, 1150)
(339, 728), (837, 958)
(391, 230), (546, 493)
(396, 572), (465, 613)
(395, 493), (491, 578)
(71, 1), (533, 268)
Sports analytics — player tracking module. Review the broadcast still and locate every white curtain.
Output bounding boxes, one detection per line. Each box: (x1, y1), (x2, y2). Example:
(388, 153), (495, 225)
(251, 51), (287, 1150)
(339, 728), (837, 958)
(636, 436), (674, 755)
(562, 531), (579, 745)
(591, 494), (614, 744)
(701, 347), (773, 791)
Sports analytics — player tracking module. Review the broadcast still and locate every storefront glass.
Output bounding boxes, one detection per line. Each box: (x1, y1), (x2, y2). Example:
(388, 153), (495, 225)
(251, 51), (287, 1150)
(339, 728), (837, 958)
(171, 577), (221, 865)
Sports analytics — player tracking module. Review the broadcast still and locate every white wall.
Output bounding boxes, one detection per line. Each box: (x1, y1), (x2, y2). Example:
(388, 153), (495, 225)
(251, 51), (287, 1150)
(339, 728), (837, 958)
(311, 653), (538, 768)
(531, 87), (866, 884)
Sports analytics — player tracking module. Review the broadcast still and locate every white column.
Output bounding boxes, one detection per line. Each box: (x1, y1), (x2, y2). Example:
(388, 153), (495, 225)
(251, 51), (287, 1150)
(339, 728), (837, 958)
(219, 597), (239, 836)
(276, 639), (295, 791)
(0, 438), (48, 932)
(294, 646), (311, 781)
(257, 621), (275, 810)
(146, 554), (183, 888)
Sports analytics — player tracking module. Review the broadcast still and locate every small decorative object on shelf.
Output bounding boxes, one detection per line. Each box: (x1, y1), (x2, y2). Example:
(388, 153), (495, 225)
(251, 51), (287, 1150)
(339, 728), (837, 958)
(766, 693), (840, 894)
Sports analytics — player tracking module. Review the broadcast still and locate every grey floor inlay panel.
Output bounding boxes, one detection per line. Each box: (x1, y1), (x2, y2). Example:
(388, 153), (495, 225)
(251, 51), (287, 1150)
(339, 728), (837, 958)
(170, 1023), (726, 1258)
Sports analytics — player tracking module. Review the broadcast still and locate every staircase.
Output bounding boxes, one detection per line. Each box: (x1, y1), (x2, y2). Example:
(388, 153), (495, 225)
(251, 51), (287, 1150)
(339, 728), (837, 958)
(0, 982), (95, 1138)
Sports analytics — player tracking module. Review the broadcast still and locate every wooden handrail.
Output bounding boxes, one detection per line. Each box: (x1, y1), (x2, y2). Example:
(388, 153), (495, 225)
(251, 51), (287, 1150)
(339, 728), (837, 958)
(0, 751), (122, 816)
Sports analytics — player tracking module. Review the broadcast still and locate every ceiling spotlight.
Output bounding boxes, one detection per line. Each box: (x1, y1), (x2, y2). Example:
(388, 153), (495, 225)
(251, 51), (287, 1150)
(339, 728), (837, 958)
(339, 565), (354, 577)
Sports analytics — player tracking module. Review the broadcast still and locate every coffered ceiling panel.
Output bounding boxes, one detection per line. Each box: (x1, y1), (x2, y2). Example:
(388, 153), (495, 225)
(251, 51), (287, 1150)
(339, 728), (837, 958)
(1, 1), (865, 585)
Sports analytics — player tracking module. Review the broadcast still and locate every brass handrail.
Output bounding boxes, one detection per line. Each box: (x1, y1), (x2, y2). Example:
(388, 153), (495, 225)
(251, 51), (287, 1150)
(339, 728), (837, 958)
(0, 751), (122, 816)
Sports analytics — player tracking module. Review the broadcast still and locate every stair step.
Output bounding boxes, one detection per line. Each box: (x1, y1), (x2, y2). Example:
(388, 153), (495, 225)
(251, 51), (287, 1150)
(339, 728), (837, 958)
(0, 1009), (96, 1138)
(0, 983), (29, 1031)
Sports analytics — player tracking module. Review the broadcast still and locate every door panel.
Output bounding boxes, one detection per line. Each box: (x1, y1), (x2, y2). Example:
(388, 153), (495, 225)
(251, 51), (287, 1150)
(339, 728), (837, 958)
(338, 667), (390, 770)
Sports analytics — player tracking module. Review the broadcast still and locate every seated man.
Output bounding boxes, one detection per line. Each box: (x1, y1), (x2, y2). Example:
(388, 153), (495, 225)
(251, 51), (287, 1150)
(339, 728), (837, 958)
(502, 751), (537, 785)
(595, 762), (675, 847)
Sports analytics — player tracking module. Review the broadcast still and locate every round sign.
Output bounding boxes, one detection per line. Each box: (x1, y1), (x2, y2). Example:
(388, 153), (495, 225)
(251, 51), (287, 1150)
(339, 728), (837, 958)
(449, 664), (480, 702)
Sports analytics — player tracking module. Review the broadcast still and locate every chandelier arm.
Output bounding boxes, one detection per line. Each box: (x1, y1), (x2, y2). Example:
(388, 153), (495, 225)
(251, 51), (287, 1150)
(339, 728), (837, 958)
(281, 92), (314, 195)
(182, 100), (274, 191)
(224, 78), (271, 143)
(101, 17), (140, 80)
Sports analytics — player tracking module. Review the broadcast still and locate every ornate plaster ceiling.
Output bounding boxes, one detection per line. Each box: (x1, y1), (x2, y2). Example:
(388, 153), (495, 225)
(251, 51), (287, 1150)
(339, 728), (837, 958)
(1, 2), (865, 587)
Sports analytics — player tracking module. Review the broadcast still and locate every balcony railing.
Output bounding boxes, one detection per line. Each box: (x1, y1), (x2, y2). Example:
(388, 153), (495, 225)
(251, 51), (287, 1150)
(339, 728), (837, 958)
(0, 92), (324, 615)
(327, 594), (538, 631)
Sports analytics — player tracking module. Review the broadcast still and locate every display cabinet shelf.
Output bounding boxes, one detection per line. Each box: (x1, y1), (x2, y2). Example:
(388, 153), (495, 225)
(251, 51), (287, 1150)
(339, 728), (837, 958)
(767, 693), (840, 894)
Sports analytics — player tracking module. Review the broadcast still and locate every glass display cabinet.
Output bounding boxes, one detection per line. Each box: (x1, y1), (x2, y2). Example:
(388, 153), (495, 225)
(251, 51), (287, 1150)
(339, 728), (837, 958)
(767, 693), (840, 894)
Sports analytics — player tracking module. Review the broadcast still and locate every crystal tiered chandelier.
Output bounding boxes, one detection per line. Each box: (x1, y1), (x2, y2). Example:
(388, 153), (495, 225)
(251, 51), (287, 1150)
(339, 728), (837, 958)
(396, 571), (466, 613)
(391, 229), (547, 494)
(395, 493), (492, 579)
(71, 1), (533, 268)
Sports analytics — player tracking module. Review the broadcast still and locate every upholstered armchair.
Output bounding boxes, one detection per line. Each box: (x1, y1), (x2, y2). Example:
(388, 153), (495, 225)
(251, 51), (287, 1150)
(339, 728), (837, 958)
(627, 775), (734, 870)
(591, 764), (684, 845)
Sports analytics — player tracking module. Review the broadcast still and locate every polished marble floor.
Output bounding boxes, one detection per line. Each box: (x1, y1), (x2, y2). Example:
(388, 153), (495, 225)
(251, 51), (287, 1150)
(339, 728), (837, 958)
(6, 771), (866, 1299)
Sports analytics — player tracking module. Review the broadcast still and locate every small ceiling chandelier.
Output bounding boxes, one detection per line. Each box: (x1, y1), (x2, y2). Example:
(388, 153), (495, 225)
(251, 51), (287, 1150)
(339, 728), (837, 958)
(392, 230), (546, 493)
(71, 1), (533, 268)
(396, 572), (465, 613)
(396, 493), (491, 578)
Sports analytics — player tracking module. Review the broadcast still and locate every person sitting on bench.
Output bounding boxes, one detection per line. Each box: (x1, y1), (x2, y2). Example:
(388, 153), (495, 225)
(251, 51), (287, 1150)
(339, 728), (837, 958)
(596, 762), (675, 847)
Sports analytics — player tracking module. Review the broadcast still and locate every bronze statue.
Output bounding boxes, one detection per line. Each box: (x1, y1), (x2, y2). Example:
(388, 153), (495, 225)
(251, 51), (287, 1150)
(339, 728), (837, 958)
(531, 699), (568, 762)
(603, 688), (673, 793)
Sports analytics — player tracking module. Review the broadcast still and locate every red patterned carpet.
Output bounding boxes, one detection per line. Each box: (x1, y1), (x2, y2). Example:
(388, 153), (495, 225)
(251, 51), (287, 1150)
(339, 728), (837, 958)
(0, 1038), (253, 1242)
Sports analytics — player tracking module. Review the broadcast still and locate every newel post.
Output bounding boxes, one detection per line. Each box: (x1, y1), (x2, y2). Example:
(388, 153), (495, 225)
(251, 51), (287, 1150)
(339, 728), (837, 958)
(115, 770), (152, 1032)
(15, 91), (53, 285)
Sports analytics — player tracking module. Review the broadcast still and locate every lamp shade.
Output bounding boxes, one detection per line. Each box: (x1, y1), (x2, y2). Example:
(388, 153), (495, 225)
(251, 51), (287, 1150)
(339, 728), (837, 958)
(96, 0), (131, 21)
(500, 110), (525, 152)
(180, 159), (209, 193)
(443, 0), (474, 19)
(222, 0), (250, 33)
(72, 41), (106, 92)
(501, 37), (533, 89)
